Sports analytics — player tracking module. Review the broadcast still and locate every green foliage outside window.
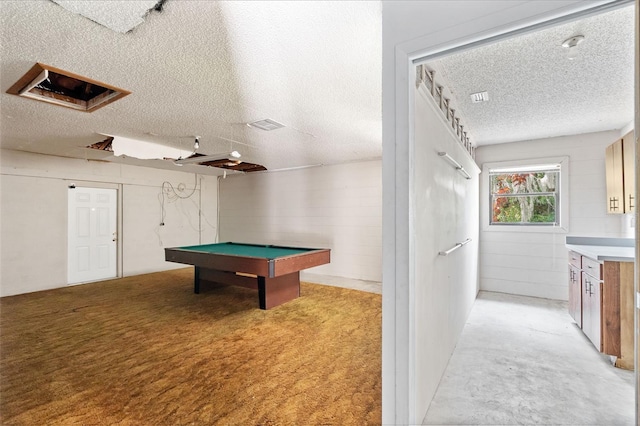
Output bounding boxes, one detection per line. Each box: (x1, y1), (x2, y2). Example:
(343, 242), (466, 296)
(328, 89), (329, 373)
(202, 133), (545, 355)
(490, 169), (559, 225)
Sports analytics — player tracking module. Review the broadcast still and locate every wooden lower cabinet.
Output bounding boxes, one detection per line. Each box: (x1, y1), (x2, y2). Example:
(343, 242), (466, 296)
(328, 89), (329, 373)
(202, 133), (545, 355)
(568, 250), (632, 370)
(617, 262), (634, 370)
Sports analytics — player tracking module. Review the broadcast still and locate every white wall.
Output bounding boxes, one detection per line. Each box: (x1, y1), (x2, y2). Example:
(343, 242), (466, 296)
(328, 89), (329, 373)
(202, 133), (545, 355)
(413, 85), (480, 418)
(381, 1), (619, 424)
(475, 130), (624, 300)
(218, 160), (382, 282)
(0, 149), (218, 296)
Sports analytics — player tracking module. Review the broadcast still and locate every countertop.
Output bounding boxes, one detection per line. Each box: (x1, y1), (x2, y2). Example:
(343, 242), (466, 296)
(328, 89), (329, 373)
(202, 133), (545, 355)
(565, 236), (635, 262)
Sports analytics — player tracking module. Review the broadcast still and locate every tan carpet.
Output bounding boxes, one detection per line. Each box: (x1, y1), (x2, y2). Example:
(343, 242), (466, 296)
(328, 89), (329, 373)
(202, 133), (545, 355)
(0, 268), (381, 425)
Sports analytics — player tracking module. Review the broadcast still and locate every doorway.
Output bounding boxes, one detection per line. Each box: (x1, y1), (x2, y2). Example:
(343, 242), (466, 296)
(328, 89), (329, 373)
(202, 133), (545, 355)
(381, 0), (638, 424)
(417, 3), (636, 423)
(67, 186), (118, 284)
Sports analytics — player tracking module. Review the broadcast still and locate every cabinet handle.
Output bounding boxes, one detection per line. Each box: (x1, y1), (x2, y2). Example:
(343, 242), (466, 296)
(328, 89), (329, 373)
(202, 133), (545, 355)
(610, 197), (619, 211)
(629, 194), (635, 210)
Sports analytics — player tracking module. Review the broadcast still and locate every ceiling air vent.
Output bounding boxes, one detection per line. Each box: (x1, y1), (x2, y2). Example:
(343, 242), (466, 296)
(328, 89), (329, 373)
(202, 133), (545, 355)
(247, 119), (285, 131)
(470, 91), (489, 103)
(6, 63), (131, 112)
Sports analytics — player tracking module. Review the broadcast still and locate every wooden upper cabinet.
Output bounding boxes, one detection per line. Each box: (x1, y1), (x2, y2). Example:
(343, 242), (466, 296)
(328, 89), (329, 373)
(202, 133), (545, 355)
(605, 131), (635, 214)
(605, 139), (624, 214)
(622, 131), (635, 213)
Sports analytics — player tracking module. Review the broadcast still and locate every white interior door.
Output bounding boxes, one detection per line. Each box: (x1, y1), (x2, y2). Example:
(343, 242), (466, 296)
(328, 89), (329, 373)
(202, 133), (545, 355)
(68, 187), (117, 284)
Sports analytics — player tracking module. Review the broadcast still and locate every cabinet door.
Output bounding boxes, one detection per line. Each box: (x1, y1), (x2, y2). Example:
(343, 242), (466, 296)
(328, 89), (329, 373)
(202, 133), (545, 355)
(568, 264), (582, 328)
(581, 273), (592, 343)
(581, 273), (602, 351)
(605, 140), (624, 214)
(622, 131), (635, 213)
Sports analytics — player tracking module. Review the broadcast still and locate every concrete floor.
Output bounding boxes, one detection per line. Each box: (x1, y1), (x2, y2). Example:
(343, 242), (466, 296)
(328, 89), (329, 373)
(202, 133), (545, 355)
(423, 291), (635, 426)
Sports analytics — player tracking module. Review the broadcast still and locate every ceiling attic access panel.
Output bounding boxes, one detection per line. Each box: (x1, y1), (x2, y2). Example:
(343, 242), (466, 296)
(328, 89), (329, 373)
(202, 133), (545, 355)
(6, 63), (131, 112)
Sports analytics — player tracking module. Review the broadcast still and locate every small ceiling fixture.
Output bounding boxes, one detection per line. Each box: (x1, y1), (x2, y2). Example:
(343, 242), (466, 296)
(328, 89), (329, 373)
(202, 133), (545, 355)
(193, 136), (200, 151)
(470, 91), (489, 103)
(247, 119), (285, 131)
(561, 35), (585, 60)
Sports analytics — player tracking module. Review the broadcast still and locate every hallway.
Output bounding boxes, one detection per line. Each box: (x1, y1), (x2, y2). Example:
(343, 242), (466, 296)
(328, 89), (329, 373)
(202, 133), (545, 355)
(423, 291), (634, 425)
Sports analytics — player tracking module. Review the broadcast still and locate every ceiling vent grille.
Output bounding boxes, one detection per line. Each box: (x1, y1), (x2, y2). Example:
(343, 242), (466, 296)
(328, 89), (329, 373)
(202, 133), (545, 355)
(7, 63), (131, 112)
(470, 91), (489, 103)
(247, 119), (285, 131)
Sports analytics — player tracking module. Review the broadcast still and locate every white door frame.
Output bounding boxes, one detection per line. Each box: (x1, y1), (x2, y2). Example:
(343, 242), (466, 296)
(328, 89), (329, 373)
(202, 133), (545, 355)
(66, 180), (123, 282)
(633, 0), (639, 419)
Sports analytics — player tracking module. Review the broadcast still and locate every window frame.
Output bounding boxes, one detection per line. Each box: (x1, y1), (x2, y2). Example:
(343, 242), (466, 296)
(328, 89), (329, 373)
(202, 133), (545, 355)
(481, 156), (569, 234)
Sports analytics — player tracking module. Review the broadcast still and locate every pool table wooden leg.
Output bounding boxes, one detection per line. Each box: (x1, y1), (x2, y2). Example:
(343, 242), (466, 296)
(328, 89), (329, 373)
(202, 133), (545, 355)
(194, 266), (200, 294)
(258, 272), (300, 309)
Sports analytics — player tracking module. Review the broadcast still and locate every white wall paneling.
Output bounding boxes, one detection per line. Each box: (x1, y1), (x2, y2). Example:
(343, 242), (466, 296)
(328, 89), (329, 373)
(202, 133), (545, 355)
(413, 84), (480, 419)
(218, 160), (382, 282)
(0, 149), (218, 296)
(1, 174), (68, 297)
(475, 130), (625, 300)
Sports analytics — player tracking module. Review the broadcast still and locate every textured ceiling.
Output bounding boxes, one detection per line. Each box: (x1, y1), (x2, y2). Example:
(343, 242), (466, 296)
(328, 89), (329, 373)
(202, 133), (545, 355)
(0, 1), (382, 175)
(425, 4), (635, 146)
(0, 1), (635, 175)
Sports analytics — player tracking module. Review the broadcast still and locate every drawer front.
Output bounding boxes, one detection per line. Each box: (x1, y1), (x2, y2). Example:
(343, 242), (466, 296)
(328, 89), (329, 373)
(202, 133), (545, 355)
(568, 251), (582, 268)
(582, 256), (603, 280)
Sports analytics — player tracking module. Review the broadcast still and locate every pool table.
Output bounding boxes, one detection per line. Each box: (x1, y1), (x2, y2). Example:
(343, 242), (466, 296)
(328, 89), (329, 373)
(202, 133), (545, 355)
(165, 242), (331, 309)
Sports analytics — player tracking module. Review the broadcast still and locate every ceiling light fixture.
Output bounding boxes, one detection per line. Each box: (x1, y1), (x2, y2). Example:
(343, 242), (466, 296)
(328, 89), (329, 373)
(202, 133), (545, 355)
(561, 35), (585, 60)
(193, 136), (200, 151)
(174, 151), (241, 165)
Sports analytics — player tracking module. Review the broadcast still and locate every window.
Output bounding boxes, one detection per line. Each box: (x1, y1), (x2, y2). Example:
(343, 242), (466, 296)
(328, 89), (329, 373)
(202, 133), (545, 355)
(488, 161), (563, 227)
(482, 156), (568, 233)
